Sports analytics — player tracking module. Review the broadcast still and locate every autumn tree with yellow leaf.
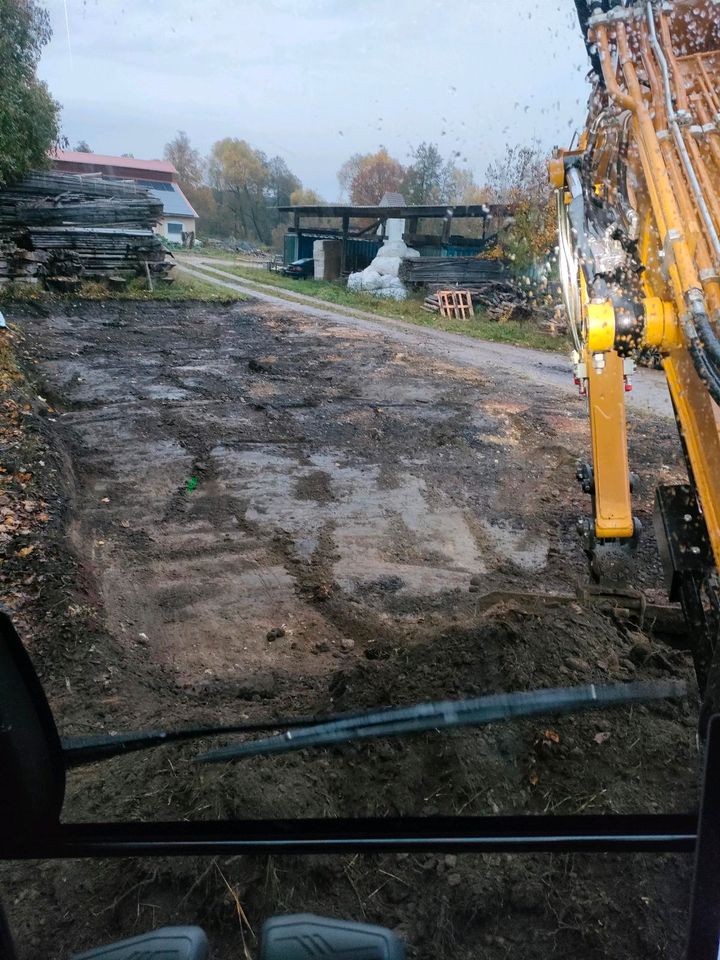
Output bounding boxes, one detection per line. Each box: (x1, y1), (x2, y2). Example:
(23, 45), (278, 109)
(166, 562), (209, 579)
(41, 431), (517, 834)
(484, 143), (555, 274)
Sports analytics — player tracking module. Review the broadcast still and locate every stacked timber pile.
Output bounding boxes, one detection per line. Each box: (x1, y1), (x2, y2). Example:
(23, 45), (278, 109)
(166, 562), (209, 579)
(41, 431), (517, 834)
(422, 278), (528, 317)
(406, 256), (566, 335)
(422, 275), (564, 334)
(0, 172), (171, 289)
(399, 256), (508, 285)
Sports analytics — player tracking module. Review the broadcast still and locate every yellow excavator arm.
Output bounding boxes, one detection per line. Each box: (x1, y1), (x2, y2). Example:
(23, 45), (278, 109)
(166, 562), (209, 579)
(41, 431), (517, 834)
(553, 0), (720, 712)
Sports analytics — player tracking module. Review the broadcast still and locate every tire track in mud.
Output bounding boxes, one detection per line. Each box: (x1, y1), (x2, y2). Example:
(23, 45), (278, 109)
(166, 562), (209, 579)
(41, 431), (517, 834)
(4, 299), (699, 960)
(14, 300), (689, 709)
(20, 301), (688, 707)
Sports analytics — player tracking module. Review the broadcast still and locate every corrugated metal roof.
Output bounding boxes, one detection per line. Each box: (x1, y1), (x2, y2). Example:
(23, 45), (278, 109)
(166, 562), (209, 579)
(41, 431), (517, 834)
(139, 181), (197, 218)
(379, 191), (405, 206)
(52, 150), (177, 175)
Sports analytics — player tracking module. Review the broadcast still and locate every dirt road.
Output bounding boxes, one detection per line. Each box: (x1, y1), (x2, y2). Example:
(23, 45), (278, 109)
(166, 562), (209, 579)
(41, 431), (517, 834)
(178, 259), (674, 419)
(2, 297), (697, 959)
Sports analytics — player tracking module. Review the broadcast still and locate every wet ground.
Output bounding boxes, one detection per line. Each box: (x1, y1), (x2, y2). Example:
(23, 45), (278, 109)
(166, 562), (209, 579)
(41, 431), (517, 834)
(0, 299), (700, 959)
(178, 257), (674, 418)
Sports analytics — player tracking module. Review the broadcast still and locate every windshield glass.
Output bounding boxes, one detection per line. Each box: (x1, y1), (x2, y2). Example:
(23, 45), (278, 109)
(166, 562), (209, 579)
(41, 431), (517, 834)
(0, 1), (714, 958)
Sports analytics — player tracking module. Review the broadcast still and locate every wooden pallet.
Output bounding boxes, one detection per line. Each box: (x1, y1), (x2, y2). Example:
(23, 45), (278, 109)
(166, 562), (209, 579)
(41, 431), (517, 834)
(437, 289), (474, 320)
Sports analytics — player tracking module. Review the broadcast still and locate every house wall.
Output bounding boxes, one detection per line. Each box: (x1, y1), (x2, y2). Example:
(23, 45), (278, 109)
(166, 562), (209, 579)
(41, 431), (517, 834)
(155, 215), (197, 240)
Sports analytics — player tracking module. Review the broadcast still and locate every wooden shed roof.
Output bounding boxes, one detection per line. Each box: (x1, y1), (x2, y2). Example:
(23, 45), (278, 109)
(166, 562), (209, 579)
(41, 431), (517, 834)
(277, 203), (514, 219)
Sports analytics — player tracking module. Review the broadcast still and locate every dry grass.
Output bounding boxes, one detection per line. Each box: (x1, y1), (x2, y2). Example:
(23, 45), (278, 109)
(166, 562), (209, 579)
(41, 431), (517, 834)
(0, 274), (246, 305)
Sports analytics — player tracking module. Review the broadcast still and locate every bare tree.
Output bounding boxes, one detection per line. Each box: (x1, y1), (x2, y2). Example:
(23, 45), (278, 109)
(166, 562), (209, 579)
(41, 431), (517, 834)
(164, 130), (203, 190)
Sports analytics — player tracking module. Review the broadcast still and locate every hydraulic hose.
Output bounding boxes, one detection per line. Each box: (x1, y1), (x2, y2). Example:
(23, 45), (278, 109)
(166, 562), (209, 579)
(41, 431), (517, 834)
(645, 2), (720, 265)
(686, 288), (720, 388)
(556, 189), (583, 353)
(695, 313), (720, 374)
(643, 2), (720, 396)
(565, 165), (597, 279)
(687, 335), (720, 408)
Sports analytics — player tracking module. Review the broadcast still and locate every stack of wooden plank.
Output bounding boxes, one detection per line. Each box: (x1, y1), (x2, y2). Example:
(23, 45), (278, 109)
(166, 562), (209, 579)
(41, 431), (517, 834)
(422, 292), (440, 313)
(0, 171), (148, 202)
(399, 256), (508, 285)
(0, 172), (171, 287)
(0, 240), (46, 285)
(423, 280), (528, 315)
(422, 271), (566, 335)
(19, 199), (163, 227)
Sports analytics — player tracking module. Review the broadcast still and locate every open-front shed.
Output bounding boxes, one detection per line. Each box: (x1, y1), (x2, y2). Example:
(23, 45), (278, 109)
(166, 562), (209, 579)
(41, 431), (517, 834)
(277, 201), (514, 273)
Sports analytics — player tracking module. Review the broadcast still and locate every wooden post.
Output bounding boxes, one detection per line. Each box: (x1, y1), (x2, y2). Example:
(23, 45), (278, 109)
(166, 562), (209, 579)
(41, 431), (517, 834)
(341, 215), (349, 276)
(441, 214), (453, 246)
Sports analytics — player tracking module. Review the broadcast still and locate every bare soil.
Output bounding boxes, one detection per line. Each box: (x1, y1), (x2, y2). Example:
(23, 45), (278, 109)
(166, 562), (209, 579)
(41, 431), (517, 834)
(0, 299), (700, 959)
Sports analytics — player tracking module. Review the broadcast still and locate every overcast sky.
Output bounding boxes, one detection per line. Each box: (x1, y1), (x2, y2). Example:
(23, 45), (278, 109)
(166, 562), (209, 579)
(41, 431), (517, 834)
(38, 0), (590, 199)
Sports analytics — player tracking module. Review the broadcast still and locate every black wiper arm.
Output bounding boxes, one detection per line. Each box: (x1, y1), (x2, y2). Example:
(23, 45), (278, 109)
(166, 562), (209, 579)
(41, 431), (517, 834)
(61, 715), (337, 767)
(195, 680), (687, 764)
(61, 724), (278, 766)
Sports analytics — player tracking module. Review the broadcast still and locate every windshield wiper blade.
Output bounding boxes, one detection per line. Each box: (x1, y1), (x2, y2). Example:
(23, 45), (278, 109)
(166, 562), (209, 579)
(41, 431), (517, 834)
(195, 679), (687, 764)
(61, 714), (353, 766)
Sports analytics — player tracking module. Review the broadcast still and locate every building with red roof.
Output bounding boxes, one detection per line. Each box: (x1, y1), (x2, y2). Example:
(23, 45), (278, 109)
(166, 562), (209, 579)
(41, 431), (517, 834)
(52, 150), (198, 241)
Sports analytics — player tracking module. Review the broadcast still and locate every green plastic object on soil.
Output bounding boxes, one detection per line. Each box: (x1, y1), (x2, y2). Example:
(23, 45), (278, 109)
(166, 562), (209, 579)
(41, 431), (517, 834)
(185, 476), (198, 493)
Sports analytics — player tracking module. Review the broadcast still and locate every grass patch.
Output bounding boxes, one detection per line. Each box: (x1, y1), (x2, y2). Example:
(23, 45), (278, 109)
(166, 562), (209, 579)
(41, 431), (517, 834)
(81, 276), (245, 302)
(0, 275), (245, 305)
(189, 260), (565, 352)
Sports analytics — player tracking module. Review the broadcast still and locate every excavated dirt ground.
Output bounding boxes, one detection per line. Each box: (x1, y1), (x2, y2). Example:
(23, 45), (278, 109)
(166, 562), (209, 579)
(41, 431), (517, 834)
(0, 299), (701, 959)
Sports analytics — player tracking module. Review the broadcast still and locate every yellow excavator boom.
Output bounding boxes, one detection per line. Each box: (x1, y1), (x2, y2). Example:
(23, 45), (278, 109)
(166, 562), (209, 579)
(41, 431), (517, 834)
(554, 0), (720, 711)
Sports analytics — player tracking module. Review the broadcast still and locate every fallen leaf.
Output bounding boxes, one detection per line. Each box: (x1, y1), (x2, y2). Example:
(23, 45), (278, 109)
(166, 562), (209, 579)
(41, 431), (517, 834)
(120, 520), (130, 528)
(15, 545), (34, 558)
(543, 729), (560, 744)
(37, 512), (49, 522)
(100, 497), (110, 503)
(529, 771), (540, 786)
(594, 732), (611, 745)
